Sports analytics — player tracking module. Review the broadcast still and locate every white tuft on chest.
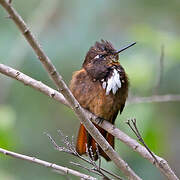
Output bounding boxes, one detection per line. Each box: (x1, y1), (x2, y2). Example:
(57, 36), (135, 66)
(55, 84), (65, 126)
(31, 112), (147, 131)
(102, 69), (122, 95)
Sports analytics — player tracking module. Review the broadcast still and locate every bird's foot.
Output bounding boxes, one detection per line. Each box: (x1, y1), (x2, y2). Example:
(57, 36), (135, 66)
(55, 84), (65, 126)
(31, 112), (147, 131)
(95, 117), (105, 125)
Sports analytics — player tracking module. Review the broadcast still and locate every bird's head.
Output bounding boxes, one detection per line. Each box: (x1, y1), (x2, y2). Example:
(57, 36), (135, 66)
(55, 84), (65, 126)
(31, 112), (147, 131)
(83, 40), (136, 68)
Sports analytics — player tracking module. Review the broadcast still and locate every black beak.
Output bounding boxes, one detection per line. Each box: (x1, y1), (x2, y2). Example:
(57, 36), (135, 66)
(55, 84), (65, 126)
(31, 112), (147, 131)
(114, 42), (136, 55)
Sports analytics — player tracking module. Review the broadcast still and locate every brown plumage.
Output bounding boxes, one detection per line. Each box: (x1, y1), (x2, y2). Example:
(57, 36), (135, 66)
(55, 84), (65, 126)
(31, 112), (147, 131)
(70, 40), (134, 161)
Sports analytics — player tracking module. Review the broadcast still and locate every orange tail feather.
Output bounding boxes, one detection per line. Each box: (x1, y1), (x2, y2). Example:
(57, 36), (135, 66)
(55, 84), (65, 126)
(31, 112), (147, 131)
(76, 124), (114, 161)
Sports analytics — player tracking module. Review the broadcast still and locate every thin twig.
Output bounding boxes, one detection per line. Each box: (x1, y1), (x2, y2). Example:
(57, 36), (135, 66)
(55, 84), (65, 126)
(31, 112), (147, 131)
(45, 131), (123, 180)
(126, 119), (159, 164)
(0, 63), (179, 180)
(154, 45), (165, 94)
(0, 147), (96, 180)
(0, 1), (141, 179)
(70, 162), (102, 176)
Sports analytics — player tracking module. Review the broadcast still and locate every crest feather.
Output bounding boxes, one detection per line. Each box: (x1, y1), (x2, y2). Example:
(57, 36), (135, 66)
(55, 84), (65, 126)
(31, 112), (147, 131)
(83, 40), (117, 66)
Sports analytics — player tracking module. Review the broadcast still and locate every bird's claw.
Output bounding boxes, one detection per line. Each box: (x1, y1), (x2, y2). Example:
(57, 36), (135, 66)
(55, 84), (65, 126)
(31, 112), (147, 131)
(95, 117), (105, 125)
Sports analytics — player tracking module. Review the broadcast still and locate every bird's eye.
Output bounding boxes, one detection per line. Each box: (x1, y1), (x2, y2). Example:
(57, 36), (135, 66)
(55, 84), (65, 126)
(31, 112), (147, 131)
(94, 54), (104, 59)
(94, 54), (107, 60)
(99, 54), (104, 58)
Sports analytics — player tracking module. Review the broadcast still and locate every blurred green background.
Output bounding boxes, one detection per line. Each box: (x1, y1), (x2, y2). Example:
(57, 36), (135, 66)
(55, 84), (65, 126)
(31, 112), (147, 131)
(0, 0), (180, 179)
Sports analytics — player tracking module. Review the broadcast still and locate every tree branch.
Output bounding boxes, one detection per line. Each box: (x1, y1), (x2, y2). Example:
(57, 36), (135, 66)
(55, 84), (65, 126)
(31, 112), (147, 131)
(0, 63), (179, 180)
(0, 1), (141, 179)
(0, 63), (179, 108)
(127, 94), (180, 104)
(0, 147), (96, 180)
(1, 0), (59, 102)
(0, 64), (69, 107)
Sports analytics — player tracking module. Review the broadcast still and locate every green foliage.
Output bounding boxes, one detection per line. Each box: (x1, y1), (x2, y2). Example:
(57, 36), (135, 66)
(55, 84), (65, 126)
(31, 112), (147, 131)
(0, 105), (17, 148)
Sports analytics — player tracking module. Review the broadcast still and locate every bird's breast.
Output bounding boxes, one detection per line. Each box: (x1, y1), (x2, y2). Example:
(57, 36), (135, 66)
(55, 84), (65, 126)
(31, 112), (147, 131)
(69, 68), (128, 120)
(100, 66), (127, 95)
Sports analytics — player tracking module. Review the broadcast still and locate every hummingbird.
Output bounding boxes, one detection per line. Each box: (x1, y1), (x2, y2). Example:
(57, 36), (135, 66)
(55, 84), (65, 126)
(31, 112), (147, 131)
(70, 40), (136, 160)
